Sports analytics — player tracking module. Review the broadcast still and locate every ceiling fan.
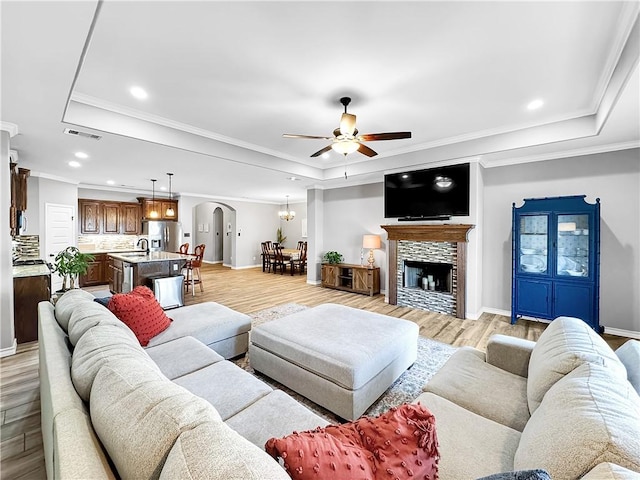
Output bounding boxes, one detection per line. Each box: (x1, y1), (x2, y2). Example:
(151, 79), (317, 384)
(283, 97), (411, 158)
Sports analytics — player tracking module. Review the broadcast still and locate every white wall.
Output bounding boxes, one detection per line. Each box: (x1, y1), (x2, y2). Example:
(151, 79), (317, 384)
(1, 131), (15, 355)
(482, 148), (640, 332)
(77, 187), (141, 203)
(278, 201), (307, 248)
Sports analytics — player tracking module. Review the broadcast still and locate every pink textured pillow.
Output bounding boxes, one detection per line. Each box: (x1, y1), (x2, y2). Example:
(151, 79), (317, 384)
(265, 403), (439, 480)
(107, 286), (171, 346)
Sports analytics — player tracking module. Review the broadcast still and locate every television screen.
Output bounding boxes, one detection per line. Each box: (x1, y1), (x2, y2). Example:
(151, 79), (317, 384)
(384, 163), (470, 219)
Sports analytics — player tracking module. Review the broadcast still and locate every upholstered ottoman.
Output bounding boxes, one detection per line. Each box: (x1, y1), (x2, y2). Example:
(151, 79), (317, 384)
(249, 303), (419, 420)
(146, 302), (252, 359)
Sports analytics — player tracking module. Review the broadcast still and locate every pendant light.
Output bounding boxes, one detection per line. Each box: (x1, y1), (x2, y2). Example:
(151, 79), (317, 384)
(165, 173), (175, 217)
(149, 179), (159, 219)
(278, 195), (295, 221)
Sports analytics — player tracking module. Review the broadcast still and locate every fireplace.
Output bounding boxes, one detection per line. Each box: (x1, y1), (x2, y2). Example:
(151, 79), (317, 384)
(403, 260), (452, 293)
(381, 224), (474, 319)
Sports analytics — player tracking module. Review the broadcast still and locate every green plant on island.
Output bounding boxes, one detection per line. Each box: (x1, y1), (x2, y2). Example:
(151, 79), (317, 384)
(53, 246), (95, 291)
(323, 251), (343, 264)
(276, 227), (287, 246)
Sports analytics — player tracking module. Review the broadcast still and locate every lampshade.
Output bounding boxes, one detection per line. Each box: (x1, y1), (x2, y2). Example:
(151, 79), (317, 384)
(363, 234), (381, 249)
(331, 139), (360, 155)
(339, 113), (357, 136)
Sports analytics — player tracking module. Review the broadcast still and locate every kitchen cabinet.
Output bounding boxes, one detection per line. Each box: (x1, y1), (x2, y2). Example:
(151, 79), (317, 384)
(102, 203), (121, 234)
(79, 253), (107, 287)
(14, 273), (50, 343)
(321, 264), (380, 297)
(511, 195), (601, 332)
(110, 258), (124, 294)
(121, 203), (142, 234)
(138, 197), (179, 221)
(79, 200), (101, 234)
(79, 199), (142, 235)
(10, 162), (30, 236)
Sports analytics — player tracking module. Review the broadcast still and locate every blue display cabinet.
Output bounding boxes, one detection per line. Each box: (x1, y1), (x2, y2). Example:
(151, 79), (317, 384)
(511, 195), (601, 332)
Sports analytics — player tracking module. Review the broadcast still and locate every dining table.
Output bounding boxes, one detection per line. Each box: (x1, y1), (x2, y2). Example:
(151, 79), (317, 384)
(263, 248), (300, 273)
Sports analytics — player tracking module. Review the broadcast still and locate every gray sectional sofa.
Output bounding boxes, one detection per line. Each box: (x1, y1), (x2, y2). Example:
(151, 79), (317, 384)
(39, 289), (328, 479)
(415, 316), (640, 480)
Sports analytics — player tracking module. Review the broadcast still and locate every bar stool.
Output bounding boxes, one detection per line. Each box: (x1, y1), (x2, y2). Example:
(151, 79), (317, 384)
(184, 244), (205, 296)
(178, 243), (190, 254)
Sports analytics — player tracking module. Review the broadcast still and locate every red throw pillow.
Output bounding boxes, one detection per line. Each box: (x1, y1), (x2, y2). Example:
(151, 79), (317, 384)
(265, 403), (439, 480)
(107, 286), (171, 346)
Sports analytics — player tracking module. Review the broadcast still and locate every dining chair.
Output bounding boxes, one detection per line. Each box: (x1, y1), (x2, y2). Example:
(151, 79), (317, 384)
(265, 240), (273, 250)
(178, 243), (190, 254)
(184, 244), (205, 295)
(261, 242), (272, 272)
(296, 240), (305, 251)
(290, 241), (307, 275)
(272, 245), (287, 275)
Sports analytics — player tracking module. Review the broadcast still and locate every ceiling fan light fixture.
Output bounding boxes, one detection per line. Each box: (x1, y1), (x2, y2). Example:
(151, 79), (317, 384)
(331, 140), (359, 155)
(339, 113), (357, 136)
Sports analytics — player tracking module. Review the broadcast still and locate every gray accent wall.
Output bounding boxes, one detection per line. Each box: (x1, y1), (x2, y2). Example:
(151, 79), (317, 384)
(482, 148), (640, 332)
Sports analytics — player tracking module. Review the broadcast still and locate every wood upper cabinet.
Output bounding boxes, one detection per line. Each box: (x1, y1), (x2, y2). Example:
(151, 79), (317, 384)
(121, 203), (141, 234)
(79, 199), (142, 235)
(102, 203), (121, 234)
(79, 200), (101, 234)
(10, 163), (30, 236)
(139, 197), (178, 221)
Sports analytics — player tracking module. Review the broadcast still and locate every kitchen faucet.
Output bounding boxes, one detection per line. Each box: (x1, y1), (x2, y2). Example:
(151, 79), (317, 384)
(137, 238), (149, 254)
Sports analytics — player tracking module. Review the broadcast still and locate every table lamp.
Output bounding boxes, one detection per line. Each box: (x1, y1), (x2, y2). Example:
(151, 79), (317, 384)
(362, 234), (381, 268)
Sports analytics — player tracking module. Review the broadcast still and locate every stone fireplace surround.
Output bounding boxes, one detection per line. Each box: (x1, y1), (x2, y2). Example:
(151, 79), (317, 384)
(381, 224), (475, 319)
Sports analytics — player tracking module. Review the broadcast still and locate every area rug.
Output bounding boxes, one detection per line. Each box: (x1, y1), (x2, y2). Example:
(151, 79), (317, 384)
(236, 303), (457, 423)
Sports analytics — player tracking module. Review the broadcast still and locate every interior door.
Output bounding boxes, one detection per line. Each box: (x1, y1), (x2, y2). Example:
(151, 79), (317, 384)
(45, 203), (75, 292)
(213, 207), (223, 262)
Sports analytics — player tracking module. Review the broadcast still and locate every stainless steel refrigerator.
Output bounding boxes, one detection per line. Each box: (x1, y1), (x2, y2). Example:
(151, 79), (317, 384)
(142, 221), (183, 252)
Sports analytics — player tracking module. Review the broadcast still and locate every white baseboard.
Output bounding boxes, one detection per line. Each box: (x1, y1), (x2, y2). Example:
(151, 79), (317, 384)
(604, 327), (640, 340)
(0, 338), (17, 358)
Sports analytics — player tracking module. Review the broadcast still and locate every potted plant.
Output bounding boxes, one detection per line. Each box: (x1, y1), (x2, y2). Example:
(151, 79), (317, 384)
(53, 246), (94, 291)
(323, 251), (343, 264)
(276, 227), (287, 246)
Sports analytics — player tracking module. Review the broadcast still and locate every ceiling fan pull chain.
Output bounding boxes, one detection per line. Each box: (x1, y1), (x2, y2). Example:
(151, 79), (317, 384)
(344, 154), (348, 179)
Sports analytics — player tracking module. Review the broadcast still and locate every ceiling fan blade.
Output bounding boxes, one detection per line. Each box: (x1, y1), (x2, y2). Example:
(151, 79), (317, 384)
(358, 143), (378, 157)
(283, 134), (333, 140)
(339, 113), (357, 136)
(358, 132), (412, 141)
(310, 145), (333, 157)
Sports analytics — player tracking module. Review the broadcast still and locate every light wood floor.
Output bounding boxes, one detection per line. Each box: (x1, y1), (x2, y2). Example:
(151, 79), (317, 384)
(0, 263), (630, 478)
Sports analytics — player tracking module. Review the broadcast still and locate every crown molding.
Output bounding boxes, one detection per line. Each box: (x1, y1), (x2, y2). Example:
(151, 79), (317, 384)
(32, 171), (80, 185)
(0, 122), (19, 137)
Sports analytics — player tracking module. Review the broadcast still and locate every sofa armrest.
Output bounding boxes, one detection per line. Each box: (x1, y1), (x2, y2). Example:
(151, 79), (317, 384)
(485, 334), (535, 378)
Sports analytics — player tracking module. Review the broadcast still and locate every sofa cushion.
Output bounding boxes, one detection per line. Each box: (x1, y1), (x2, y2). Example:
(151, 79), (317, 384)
(54, 288), (96, 332)
(71, 324), (159, 402)
(90, 359), (221, 480)
(413, 392), (521, 480)
(424, 347), (530, 431)
(615, 340), (640, 395)
(147, 301), (252, 348)
(173, 361), (272, 420)
(160, 422), (290, 480)
(145, 336), (224, 380)
(580, 462), (640, 479)
(514, 363), (640, 478)
(527, 316), (627, 413)
(67, 301), (131, 346)
(226, 390), (329, 449)
(265, 403), (439, 480)
(476, 470), (551, 480)
(108, 286), (172, 346)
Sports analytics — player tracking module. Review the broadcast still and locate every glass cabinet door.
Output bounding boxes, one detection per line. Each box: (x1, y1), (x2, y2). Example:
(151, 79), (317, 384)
(518, 215), (548, 274)
(556, 214), (589, 277)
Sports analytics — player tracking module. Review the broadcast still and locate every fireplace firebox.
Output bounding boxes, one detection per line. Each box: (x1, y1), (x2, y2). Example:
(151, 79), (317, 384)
(403, 260), (452, 293)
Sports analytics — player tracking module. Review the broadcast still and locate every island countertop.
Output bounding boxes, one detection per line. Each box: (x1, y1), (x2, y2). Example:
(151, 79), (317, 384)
(13, 264), (52, 278)
(107, 251), (193, 264)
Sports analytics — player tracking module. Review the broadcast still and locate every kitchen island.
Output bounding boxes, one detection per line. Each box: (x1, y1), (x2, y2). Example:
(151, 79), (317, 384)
(108, 251), (191, 294)
(13, 261), (51, 343)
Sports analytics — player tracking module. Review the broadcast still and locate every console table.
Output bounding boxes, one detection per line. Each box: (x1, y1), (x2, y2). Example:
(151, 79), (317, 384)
(321, 263), (380, 297)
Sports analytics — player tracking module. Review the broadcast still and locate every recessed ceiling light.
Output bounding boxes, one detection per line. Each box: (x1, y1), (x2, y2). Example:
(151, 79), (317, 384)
(527, 99), (544, 110)
(321, 152), (330, 159)
(74, 151), (89, 159)
(160, 186), (167, 191)
(68, 160), (81, 168)
(106, 180), (115, 185)
(287, 176), (301, 181)
(130, 86), (148, 100)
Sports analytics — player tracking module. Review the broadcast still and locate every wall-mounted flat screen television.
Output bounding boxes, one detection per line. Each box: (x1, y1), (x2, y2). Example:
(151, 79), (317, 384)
(384, 163), (470, 220)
